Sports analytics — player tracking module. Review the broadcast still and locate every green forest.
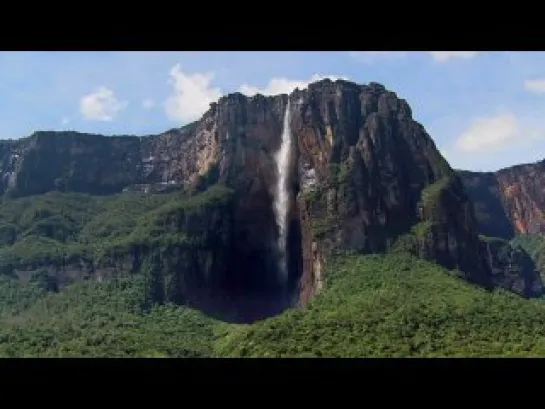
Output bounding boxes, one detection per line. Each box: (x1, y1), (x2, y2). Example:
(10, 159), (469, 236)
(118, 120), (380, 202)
(1, 189), (545, 357)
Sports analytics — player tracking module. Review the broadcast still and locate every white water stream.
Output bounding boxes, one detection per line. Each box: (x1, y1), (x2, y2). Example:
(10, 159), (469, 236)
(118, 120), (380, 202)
(274, 99), (292, 282)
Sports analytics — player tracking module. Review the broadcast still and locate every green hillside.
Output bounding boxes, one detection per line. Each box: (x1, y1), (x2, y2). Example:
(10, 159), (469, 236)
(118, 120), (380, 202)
(4, 250), (545, 357)
(0, 274), (225, 357)
(0, 190), (179, 270)
(0, 187), (234, 271)
(218, 252), (545, 357)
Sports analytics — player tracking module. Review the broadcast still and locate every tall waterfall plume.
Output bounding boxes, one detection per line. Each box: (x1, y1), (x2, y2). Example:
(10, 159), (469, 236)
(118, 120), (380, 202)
(274, 99), (292, 282)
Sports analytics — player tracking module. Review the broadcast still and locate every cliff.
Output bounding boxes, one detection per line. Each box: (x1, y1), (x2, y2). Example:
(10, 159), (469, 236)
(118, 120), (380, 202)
(458, 161), (545, 298)
(480, 235), (543, 297)
(289, 81), (493, 299)
(458, 159), (545, 239)
(0, 79), (541, 322)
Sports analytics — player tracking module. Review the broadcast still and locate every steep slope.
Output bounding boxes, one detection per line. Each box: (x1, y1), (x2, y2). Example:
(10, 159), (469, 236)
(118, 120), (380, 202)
(511, 234), (545, 281)
(458, 161), (545, 297)
(480, 235), (543, 297)
(457, 171), (515, 239)
(458, 159), (545, 239)
(0, 79), (540, 322)
(0, 131), (143, 197)
(289, 81), (492, 300)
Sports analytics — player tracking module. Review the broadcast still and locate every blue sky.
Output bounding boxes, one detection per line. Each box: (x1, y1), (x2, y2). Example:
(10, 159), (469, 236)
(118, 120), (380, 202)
(0, 51), (544, 172)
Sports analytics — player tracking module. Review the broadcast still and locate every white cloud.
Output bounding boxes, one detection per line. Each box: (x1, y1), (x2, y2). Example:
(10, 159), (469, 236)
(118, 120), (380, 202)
(428, 52), (479, 62)
(164, 64), (222, 123)
(142, 98), (155, 110)
(61, 117), (70, 125)
(239, 74), (349, 97)
(524, 79), (545, 94)
(79, 86), (127, 121)
(348, 51), (407, 63)
(454, 113), (545, 153)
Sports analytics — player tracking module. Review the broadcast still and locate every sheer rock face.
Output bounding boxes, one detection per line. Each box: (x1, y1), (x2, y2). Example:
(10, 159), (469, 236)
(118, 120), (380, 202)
(457, 162), (545, 300)
(496, 161), (545, 236)
(287, 80), (493, 298)
(459, 160), (545, 239)
(457, 171), (516, 240)
(158, 79), (495, 301)
(0, 79), (541, 320)
(481, 237), (543, 298)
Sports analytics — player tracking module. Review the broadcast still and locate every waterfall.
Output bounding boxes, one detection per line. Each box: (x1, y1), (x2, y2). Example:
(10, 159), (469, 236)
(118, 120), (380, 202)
(274, 99), (292, 282)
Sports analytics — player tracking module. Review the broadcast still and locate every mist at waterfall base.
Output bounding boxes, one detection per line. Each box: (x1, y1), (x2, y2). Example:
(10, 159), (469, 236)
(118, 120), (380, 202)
(274, 99), (292, 284)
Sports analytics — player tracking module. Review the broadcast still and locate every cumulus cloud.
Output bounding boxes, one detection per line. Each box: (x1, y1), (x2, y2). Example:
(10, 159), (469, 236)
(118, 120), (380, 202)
(428, 51), (479, 62)
(348, 51), (407, 63)
(79, 86), (127, 121)
(142, 98), (155, 110)
(524, 79), (545, 94)
(454, 113), (545, 153)
(164, 64), (222, 123)
(239, 74), (349, 97)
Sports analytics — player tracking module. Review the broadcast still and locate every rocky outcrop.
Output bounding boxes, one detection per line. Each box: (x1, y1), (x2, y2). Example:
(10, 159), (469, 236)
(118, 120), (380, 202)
(150, 79), (495, 302)
(458, 163), (545, 297)
(0, 131), (143, 197)
(496, 161), (545, 235)
(458, 159), (545, 239)
(481, 236), (543, 298)
(289, 81), (492, 293)
(457, 170), (515, 240)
